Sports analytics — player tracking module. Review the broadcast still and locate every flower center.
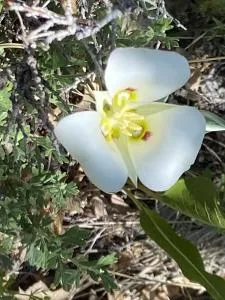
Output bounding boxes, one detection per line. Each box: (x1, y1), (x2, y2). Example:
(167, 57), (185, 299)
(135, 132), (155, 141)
(100, 89), (149, 140)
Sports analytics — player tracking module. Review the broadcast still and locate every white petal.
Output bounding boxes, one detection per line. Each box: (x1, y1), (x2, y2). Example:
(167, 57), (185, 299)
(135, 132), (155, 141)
(54, 111), (128, 193)
(136, 102), (176, 117)
(128, 106), (205, 191)
(93, 91), (111, 114)
(115, 136), (137, 187)
(105, 48), (190, 103)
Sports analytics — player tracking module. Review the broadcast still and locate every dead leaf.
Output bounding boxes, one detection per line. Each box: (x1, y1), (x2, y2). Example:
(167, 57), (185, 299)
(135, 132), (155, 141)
(66, 196), (83, 213)
(52, 212), (65, 235)
(92, 196), (108, 218)
(15, 281), (69, 300)
(187, 68), (202, 91)
(48, 107), (62, 127)
(111, 194), (129, 207)
(3, 141), (13, 154)
(59, 0), (77, 14)
(108, 290), (132, 300)
(21, 168), (32, 183)
(116, 250), (133, 270)
(130, 242), (145, 259)
(150, 285), (170, 300)
(166, 285), (182, 299)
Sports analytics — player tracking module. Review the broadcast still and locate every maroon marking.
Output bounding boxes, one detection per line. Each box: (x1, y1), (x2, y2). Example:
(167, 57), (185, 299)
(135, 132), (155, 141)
(125, 87), (136, 92)
(142, 131), (151, 141)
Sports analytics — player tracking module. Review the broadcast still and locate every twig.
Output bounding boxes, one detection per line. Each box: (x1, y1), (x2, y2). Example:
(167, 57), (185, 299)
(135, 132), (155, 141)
(71, 219), (193, 229)
(85, 228), (106, 255)
(77, 9), (122, 39)
(9, 3), (123, 45)
(156, 0), (187, 30)
(185, 31), (208, 50)
(202, 143), (225, 169)
(109, 270), (203, 290)
(68, 276), (94, 300)
(15, 10), (27, 43)
(205, 136), (225, 150)
(189, 56), (225, 64)
(82, 40), (105, 84)
(62, 72), (95, 95)
(71, 287), (105, 300)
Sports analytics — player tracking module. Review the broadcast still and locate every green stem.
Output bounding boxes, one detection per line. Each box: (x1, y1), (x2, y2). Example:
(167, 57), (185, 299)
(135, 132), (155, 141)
(122, 188), (142, 210)
(137, 183), (163, 202)
(124, 183), (164, 212)
(0, 43), (24, 49)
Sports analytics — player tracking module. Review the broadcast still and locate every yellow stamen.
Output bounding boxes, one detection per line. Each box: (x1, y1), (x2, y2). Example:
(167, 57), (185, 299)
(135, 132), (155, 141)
(100, 89), (150, 141)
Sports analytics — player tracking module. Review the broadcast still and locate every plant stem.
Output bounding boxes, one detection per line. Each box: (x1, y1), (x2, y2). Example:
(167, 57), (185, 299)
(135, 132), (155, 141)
(122, 188), (142, 210)
(137, 183), (163, 202)
(0, 43), (24, 49)
(123, 183), (162, 210)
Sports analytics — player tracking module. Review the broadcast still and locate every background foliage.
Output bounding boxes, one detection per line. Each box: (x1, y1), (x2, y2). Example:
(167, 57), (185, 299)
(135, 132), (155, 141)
(1, 0), (225, 299)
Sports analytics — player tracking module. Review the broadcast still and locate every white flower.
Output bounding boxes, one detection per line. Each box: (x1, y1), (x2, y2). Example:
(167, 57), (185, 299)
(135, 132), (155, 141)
(54, 48), (206, 193)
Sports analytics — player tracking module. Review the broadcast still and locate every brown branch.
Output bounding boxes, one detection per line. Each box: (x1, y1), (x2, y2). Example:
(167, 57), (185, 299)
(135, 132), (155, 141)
(8, 2), (123, 45)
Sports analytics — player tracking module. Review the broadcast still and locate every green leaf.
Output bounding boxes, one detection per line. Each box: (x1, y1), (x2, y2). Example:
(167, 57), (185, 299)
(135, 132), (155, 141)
(26, 244), (47, 269)
(54, 264), (63, 287)
(202, 111), (225, 132)
(0, 0), (3, 11)
(146, 27), (155, 41)
(139, 201), (225, 300)
(61, 226), (90, 247)
(0, 254), (12, 270)
(26, 238), (60, 270)
(162, 176), (225, 229)
(0, 111), (7, 124)
(34, 136), (54, 151)
(0, 83), (12, 112)
(97, 253), (117, 266)
(100, 272), (117, 291)
(0, 236), (14, 254)
(61, 268), (80, 291)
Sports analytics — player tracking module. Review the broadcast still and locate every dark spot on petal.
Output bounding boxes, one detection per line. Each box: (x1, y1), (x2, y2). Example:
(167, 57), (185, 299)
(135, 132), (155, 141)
(142, 131), (151, 141)
(126, 87), (136, 92)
